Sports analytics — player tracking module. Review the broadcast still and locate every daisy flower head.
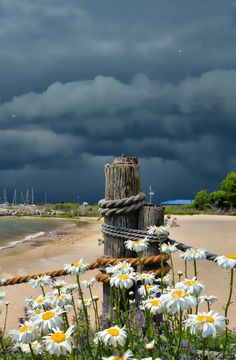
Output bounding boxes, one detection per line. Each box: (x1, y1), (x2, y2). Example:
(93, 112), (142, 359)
(28, 275), (51, 289)
(147, 225), (169, 238)
(105, 265), (117, 276)
(31, 295), (51, 310)
(51, 279), (67, 290)
(136, 272), (156, 284)
(214, 254), (236, 270)
(185, 311), (226, 338)
(78, 298), (93, 308)
(102, 350), (134, 360)
(138, 284), (160, 298)
(110, 272), (135, 289)
(113, 261), (134, 274)
(199, 295), (218, 305)
(94, 325), (127, 347)
(182, 248), (206, 262)
(62, 283), (78, 294)
(175, 277), (205, 296)
(0, 292), (6, 313)
(161, 288), (197, 314)
(143, 298), (164, 314)
(81, 277), (97, 288)
(125, 238), (149, 253)
(14, 341), (42, 355)
(44, 326), (74, 356)
(145, 339), (155, 350)
(35, 308), (64, 332)
(64, 258), (89, 275)
(161, 242), (179, 254)
(52, 293), (72, 307)
(9, 321), (38, 344)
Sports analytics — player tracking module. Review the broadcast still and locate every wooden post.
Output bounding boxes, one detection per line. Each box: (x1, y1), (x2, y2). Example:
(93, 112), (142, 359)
(138, 204), (165, 271)
(103, 156), (142, 309)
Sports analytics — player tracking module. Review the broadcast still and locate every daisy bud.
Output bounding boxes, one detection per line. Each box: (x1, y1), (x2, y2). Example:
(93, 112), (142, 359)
(129, 291), (134, 296)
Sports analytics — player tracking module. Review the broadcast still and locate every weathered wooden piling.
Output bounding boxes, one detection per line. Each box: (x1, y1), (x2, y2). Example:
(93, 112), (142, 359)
(102, 156), (165, 308)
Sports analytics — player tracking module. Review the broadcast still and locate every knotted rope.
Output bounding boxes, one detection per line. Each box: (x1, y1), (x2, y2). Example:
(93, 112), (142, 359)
(0, 254), (170, 287)
(98, 192), (146, 216)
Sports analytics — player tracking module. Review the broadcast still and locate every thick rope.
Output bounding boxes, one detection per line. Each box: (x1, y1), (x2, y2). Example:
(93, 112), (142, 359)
(98, 193), (146, 217)
(0, 254), (169, 287)
(102, 224), (234, 266)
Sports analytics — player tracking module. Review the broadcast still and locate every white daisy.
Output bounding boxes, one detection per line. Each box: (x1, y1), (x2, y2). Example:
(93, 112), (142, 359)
(28, 275), (51, 289)
(110, 272), (135, 289)
(14, 341), (42, 355)
(9, 321), (38, 344)
(81, 277), (97, 288)
(125, 238), (149, 253)
(34, 308), (64, 331)
(102, 350), (134, 359)
(182, 248), (206, 261)
(44, 326), (74, 356)
(51, 279), (68, 289)
(160, 242), (179, 254)
(78, 298), (93, 308)
(214, 254), (236, 270)
(62, 283), (78, 294)
(143, 298), (164, 314)
(199, 295), (218, 305)
(94, 326), (127, 347)
(145, 339), (155, 350)
(147, 225), (169, 237)
(161, 288), (197, 314)
(175, 277), (205, 296)
(185, 311), (226, 338)
(136, 272), (156, 284)
(64, 258), (89, 275)
(52, 293), (72, 307)
(138, 284), (160, 298)
(30, 295), (51, 309)
(113, 261), (134, 274)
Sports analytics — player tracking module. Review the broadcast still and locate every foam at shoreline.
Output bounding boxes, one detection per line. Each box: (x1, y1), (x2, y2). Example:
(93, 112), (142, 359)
(0, 231), (46, 251)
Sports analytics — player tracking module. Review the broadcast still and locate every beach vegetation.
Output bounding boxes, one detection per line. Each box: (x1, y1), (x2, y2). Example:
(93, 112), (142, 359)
(0, 226), (236, 359)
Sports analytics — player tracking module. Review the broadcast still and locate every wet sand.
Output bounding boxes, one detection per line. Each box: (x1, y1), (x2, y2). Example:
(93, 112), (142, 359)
(0, 215), (236, 330)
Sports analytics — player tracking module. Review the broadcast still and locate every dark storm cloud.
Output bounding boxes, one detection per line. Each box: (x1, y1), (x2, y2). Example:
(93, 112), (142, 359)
(0, 0), (236, 201)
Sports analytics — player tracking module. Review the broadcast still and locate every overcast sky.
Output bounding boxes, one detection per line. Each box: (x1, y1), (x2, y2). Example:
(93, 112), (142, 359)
(0, 0), (236, 203)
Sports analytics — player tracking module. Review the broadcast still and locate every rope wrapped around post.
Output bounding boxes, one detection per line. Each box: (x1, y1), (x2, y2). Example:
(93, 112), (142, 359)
(0, 253), (170, 287)
(98, 192), (146, 216)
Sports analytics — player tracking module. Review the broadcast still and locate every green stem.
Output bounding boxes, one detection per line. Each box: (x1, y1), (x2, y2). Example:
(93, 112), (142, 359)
(76, 275), (94, 360)
(0, 336), (7, 360)
(193, 260), (197, 278)
(71, 293), (84, 359)
(185, 260), (188, 278)
(40, 285), (46, 297)
(202, 338), (207, 360)
(170, 253), (175, 286)
(88, 286), (99, 332)
(176, 310), (183, 359)
(121, 288), (134, 351)
(223, 268), (234, 358)
(3, 303), (9, 335)
(29, 342), (36, 360)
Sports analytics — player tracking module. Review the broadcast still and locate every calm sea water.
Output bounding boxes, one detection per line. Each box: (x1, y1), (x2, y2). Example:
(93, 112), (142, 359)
(0, 218), (60, 249)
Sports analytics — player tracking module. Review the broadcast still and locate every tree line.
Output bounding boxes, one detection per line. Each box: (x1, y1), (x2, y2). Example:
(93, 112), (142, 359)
(194, 172), (236, 211)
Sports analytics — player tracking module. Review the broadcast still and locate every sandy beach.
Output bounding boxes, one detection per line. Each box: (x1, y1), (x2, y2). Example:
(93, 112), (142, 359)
(0, 215), (236, 330)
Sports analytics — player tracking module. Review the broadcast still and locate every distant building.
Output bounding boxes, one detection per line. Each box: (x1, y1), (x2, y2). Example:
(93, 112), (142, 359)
(161, 199), (194, 205)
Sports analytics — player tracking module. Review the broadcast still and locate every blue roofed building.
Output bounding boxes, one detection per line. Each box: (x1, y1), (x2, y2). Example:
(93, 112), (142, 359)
(160, 199), (194, 205)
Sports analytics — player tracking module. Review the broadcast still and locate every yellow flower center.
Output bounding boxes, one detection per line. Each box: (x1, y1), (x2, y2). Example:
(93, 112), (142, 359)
(35, 297), (45, 303)
(34, 309), (41, 314)
(59, 295), (66, 300)
(224, 254), (236, 260)
(71, 263), (81, 267)
(172, 289), (188, 298)
(196, 315), (215, 323)
(150, 299), (160, 306)
(42, 311), (55, 320)
(185, 279), (197, 286)
(146, 285), (153, 290)
(19, 325), (31, 333)
(84, 299), (89, 304)
(133, 240), (141, 244)
(118, 274), (129, 280)
(107, 328), (120, 337)
(113, 358), (124, 360)
(50, 332), (66, 343)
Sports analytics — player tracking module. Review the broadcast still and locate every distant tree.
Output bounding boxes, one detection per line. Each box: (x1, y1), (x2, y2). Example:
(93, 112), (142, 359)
(193, 189), (209, 210)
(209, 190), (228, 208)
(221, 172), (236, 208)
